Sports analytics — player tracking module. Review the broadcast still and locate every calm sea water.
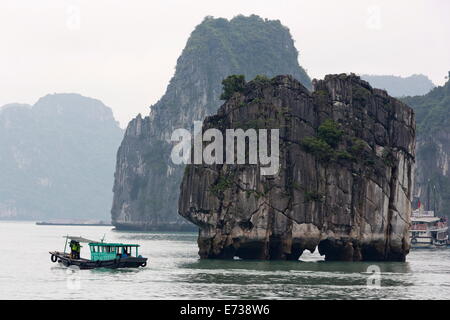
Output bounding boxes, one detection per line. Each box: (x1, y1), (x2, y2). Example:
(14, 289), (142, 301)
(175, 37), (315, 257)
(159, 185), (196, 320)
(1, 221), (449, 300)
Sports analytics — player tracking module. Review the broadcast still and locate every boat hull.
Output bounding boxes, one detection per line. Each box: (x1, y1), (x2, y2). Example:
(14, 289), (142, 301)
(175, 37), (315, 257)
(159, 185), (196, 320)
(411, 244), (447, 249)
(50, 251), (147, 270)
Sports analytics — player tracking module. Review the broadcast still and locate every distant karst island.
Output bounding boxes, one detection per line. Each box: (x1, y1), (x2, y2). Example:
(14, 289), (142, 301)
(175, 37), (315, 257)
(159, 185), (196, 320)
(0, 93), (123, 221)
(360, 74), (435, 97)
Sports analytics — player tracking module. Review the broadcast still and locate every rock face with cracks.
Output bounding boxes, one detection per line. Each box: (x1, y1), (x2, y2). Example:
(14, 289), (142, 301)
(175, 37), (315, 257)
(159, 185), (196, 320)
(179, 74), (415, 261)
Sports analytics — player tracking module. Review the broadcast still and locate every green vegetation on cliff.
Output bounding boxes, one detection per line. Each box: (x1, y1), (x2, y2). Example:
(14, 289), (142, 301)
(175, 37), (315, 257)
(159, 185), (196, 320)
(302, 120), (354, 163)
(184, 15), (311, 91)
(220, 75), (246, 100)
(402, 74), (450, 134)
(317, 119), (344, 148)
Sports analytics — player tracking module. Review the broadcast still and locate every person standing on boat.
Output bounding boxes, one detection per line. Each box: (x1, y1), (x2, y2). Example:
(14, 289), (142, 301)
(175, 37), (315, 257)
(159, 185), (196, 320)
(70, 240), (81, 259)
(75, 242), (81, 259)
(70, 240), (75, 259)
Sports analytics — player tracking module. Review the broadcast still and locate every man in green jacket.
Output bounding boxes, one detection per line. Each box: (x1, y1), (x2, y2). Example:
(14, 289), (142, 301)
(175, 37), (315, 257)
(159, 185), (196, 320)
(70, 240), (81, 259)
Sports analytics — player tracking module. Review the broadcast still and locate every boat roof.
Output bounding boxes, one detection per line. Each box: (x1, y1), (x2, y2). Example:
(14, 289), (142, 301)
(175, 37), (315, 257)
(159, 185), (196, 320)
(88, 242), (140, 247)
(64, 236), (97, 243)
(411, 217), (440, 223)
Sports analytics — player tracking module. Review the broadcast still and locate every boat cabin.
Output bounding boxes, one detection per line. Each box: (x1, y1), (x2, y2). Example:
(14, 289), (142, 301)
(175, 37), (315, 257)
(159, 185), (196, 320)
(89, 243), (140, 261)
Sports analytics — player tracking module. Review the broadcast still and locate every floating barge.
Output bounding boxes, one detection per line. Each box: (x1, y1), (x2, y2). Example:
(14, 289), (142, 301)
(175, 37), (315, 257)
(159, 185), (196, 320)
(37, 219), (111, 226)
(410, 209), (448, 248)
(50, 236), (147, 269)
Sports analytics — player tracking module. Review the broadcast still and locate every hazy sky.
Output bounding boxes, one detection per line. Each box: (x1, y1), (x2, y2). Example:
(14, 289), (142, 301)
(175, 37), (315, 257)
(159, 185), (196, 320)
(2, 0), (449, 127)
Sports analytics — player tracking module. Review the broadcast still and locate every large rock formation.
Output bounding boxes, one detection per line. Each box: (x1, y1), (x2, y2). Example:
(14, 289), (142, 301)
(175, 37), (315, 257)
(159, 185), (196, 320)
(402, 73), (450, 217)
(0, 94), (123, 220)
(111, 15), (311, 230)
(179, 74), (415, 261)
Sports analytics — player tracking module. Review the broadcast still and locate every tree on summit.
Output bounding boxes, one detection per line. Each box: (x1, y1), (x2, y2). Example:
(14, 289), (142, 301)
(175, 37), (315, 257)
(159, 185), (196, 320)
(220, 75), (246, 100)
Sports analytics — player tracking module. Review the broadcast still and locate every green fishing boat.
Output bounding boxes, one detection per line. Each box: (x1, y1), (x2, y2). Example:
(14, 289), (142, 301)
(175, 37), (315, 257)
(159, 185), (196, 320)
(49, 236), (148, 269)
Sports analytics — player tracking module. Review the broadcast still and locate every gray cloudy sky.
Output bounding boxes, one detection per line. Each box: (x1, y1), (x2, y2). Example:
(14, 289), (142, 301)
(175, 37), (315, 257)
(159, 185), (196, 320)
(1, 0), (449, 127)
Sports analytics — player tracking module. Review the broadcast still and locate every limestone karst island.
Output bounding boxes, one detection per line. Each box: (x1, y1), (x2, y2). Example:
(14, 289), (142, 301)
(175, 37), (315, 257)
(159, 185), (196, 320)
(1, 1), (450, 307)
